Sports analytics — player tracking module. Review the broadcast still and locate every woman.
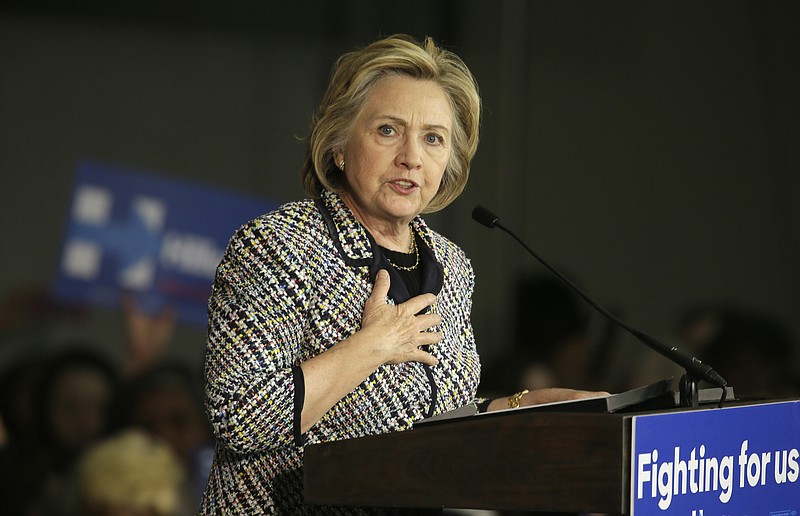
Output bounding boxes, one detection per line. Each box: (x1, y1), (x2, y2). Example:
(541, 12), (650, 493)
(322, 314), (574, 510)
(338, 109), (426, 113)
(201, 34), (603, 514)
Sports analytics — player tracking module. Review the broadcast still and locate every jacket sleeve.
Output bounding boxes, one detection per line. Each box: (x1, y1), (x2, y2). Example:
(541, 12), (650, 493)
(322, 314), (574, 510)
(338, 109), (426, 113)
(204, 218), (311, 454)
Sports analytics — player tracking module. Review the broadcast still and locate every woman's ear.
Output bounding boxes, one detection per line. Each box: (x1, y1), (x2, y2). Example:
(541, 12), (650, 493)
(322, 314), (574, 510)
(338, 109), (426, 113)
(334, 151), (345, 171)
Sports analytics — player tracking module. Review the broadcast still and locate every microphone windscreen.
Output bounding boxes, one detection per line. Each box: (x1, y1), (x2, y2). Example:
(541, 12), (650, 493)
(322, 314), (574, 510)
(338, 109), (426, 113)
(472, 205), (500, 228)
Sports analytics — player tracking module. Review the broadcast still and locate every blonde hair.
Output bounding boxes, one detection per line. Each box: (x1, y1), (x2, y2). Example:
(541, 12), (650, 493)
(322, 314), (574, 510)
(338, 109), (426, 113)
(301, 34), (481, 213)
(78, 429), (185, 515)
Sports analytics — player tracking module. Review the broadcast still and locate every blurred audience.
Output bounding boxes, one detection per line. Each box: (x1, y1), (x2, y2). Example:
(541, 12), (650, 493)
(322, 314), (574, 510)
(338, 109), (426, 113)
(77, 429), (185, 516)
(479, 273), (800, 403)
(675, 304), (799, 398)
(120, 295), (178, 379)
(0, 292), (210, 516)
(0, 351), (45, 515)
(0, 352), (44, 458)
(27, 346), (120, 515)
(628, 303), (799, 398)
(479, 274), (615, 399)
(115, 362), (214, 509)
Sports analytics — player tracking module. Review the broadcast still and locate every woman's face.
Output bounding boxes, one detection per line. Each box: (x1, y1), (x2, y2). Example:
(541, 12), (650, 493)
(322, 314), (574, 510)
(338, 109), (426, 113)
(340, 75), (453, 229)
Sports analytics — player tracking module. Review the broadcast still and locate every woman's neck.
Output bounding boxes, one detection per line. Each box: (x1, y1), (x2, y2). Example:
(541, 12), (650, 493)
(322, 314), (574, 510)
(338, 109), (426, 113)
(339, 192), (413, 252)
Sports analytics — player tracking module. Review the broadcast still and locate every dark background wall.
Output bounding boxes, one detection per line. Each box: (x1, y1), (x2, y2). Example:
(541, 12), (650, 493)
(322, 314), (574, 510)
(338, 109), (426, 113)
(1, 0), (798, 390)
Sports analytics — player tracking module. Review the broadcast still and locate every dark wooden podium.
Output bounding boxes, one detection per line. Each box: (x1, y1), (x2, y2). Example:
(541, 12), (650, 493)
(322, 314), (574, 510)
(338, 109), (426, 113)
(304, 394), (796, 513)
(304, 408), (633, 513)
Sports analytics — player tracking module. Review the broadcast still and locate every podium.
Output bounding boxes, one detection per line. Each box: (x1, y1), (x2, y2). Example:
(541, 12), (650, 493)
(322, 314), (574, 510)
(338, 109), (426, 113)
(305, 408), (629, 512)
(304, 396), (800, 514)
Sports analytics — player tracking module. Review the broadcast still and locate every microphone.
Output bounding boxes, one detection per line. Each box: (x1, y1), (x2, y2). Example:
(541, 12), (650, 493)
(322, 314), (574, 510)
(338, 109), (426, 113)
(472, 204), (728, 407)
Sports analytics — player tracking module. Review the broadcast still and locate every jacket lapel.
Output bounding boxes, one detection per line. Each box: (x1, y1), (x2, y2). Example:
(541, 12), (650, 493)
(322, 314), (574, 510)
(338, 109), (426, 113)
(316, 190), (443, 302)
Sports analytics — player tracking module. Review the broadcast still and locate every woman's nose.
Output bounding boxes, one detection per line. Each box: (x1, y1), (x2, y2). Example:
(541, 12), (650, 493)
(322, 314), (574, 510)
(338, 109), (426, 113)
(396, 138), (423, 170)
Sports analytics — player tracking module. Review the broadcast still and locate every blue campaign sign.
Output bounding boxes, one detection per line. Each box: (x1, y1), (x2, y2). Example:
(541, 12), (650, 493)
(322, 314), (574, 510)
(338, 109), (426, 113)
(53, 161), (277, 326)
(630, 400), (800, 515)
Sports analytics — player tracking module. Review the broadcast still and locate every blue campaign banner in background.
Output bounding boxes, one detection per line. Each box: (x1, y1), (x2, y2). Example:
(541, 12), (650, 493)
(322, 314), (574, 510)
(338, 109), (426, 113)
(53, 161), (278, 326)
(630, 400), (800, 515)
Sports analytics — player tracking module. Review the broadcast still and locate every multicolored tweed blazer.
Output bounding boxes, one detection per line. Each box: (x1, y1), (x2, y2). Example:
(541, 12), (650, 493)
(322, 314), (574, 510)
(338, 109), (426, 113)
(200, 190), (481, 514)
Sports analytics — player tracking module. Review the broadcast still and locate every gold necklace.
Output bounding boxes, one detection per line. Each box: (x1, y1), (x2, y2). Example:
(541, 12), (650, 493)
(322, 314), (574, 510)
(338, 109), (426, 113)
(385, 227), (419, 271)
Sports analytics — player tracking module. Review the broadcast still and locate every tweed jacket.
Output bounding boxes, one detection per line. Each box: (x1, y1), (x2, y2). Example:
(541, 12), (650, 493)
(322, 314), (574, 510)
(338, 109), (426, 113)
(200, 190), (481, 514)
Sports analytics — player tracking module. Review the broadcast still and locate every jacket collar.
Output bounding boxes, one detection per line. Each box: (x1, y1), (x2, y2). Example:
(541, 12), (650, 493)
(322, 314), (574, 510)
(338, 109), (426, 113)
(315, 190), (444, 301)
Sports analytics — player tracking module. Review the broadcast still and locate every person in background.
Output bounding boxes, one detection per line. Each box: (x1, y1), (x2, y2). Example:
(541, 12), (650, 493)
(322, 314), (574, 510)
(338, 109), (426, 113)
(77, 429), (185, 516)
(120, 295), (178, 379)
(0, 295), (181, 516)
(200, 34), (606, 514)
(674, 304), (799, 398)
(29, 346), (120, 516)
(0, 354), (45, 515)
(479, 274), (614, 399)
(118, 362), (214, 510)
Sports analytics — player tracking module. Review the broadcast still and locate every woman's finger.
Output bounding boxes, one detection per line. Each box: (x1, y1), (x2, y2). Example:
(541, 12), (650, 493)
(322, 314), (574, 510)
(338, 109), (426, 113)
(372, 269), (391, 298)
(364, 269), (391, 311)
(416, 330), (443, 347)
(414, 312), (442, 332)
(399, 292), (438, 316)
(411, 349), (439, 367)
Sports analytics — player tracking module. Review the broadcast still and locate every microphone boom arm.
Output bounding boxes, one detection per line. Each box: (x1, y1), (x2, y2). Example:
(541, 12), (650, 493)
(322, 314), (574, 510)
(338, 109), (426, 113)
(472, 205), (727, 408)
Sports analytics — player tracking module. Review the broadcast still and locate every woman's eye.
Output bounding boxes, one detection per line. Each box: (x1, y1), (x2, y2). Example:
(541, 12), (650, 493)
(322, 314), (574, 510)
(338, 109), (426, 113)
(425, 133), (443, 145)
(378, 125), (395, 136)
